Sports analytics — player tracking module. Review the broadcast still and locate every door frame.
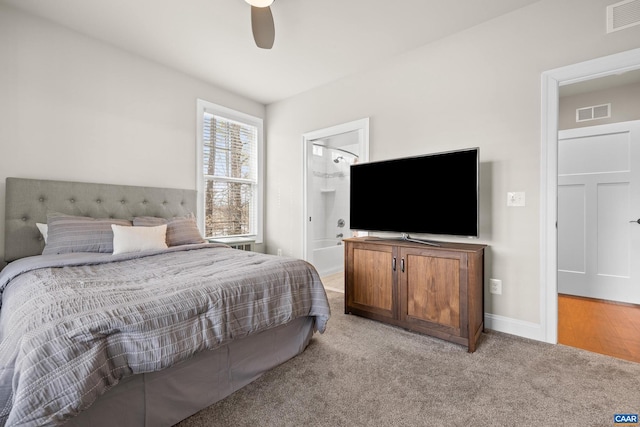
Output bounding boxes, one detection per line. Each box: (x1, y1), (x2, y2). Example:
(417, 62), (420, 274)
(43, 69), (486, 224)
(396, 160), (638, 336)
(540, 48), (640, 344)
(301, 118), (370, 264)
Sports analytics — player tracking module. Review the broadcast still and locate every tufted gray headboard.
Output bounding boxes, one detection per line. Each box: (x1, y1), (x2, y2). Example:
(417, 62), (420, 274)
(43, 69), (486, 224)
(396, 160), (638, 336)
(4, 177), (198, 262)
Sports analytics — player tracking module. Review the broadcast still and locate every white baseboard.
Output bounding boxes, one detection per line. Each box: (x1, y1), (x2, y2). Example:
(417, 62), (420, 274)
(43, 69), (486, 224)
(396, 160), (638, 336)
(484, 313), (546, 343)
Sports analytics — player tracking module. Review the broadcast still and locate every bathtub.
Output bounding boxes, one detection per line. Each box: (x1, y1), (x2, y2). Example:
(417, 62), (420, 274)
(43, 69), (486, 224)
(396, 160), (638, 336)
(312, 238), (344, 277)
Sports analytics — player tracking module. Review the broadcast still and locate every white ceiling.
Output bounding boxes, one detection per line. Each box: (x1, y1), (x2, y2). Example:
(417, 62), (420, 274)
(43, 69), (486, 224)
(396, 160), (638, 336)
(3, 0), (542, 104)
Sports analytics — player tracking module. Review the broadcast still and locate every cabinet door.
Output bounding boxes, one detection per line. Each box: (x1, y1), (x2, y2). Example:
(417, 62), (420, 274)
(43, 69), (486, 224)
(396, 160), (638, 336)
(399, 248), (466, 337)
(345, 241), (396, 320)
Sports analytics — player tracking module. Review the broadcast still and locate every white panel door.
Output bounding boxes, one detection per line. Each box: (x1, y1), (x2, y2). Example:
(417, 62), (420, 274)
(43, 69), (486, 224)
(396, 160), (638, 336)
(558, 121), (640, 304)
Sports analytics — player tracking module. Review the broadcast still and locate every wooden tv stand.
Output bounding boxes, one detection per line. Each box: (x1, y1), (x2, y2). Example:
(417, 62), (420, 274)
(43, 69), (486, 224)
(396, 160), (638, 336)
(344, 237), (486, 352)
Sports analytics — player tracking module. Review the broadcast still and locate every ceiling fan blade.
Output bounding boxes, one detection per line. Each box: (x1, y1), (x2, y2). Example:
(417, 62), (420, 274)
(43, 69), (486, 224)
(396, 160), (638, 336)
(251, 5), (275, 49)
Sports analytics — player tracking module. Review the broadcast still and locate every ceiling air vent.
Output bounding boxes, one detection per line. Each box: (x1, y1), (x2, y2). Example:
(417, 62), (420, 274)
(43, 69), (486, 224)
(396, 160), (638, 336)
(607, 0), (640, 33)
(576, 103), (611, 122)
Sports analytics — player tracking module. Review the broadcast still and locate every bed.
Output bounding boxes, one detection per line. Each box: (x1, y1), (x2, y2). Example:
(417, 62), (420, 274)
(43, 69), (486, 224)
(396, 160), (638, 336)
(0, 177), (331, 427)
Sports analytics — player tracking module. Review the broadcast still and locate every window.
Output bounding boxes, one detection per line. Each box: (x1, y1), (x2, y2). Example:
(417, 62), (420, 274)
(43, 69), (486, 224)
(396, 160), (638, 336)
(196, 99), (263, 242)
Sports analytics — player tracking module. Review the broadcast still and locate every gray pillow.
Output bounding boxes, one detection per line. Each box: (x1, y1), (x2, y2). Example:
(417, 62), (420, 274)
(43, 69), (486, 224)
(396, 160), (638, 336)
(133, 213), (205, 246)
(42, 213), (132, 255)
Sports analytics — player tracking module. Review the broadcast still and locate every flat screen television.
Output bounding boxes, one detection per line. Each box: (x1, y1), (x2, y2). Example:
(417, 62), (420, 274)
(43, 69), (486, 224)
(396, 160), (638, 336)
(349, 147), (479, 242)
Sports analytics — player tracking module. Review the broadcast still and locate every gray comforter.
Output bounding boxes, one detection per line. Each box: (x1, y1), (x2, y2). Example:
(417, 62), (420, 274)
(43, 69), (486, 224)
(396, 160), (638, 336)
(0, 244), (330, 426)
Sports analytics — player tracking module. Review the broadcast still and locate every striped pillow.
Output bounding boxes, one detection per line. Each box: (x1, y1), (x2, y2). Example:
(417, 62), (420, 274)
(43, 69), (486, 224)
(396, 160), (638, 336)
(42, 213), (132, 255)
(133, 213), (205, 246)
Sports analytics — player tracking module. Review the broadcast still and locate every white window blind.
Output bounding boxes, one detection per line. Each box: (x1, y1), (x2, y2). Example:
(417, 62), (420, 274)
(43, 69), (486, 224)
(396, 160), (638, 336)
(197, 100), (262, 241)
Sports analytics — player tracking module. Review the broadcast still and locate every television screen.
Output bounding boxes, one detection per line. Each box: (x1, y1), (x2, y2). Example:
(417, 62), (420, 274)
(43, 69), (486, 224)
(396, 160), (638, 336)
(349, 148), (479, 238)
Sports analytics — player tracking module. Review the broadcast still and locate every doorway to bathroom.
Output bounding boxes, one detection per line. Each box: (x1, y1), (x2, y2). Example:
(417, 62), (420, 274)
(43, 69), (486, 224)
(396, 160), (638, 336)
(302, 118), (369, 279)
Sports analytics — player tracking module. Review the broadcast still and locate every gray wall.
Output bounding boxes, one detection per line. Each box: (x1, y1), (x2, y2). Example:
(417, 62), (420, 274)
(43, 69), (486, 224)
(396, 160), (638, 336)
(2, 0), (640, 341)
(0, 4), (266, 264)
(264, 0), (640, 334)
(559, 81), (640, 130)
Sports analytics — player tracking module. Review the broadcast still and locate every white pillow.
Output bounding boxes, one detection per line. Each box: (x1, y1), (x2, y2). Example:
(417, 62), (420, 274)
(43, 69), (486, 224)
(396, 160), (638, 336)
(36, 222), (48, 243)
(111, 224), (168, 255)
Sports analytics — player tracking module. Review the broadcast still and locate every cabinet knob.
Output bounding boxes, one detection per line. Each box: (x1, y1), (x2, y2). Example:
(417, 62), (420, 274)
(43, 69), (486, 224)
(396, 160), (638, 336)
(392, 257), (396, 271)
(401, 258), (405, 273)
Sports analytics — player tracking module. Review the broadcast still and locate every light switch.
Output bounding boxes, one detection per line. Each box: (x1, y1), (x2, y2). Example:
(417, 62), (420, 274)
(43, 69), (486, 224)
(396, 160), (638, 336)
(507, 192), (525, 207)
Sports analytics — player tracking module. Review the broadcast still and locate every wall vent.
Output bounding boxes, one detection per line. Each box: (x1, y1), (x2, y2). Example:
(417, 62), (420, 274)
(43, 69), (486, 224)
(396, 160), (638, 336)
(228, 241), (255, 251)
(576, 103), (611, 122)
(208, 237), (255, 252)
(607, 0), (640, 33)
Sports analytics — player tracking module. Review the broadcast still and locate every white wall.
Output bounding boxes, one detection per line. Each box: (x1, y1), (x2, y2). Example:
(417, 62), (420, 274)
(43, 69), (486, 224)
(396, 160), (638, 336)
(0, 4), (265, 265)
(310, 148), (351, 241)
(264, 0), (640, 332)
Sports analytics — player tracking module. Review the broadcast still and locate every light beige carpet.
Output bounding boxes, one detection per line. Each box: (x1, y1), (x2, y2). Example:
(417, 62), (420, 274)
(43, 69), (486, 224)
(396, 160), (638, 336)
(176, 290), (640, 426)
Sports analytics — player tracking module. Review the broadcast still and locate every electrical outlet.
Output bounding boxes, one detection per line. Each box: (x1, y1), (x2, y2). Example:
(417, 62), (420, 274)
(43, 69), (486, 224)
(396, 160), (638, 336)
(489, 279), (502, 295)
(277, 248), (282, 256)
(507, 192), (525, 207)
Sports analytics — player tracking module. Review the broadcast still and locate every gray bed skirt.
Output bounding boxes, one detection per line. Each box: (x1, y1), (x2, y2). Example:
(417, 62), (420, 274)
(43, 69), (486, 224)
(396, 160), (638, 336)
(65, 316), (316, 426)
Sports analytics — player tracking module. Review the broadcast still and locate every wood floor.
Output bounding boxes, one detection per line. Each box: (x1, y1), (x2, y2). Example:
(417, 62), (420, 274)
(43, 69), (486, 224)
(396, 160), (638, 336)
(558, 294), (640, 363)
(320, 272), (345, 293)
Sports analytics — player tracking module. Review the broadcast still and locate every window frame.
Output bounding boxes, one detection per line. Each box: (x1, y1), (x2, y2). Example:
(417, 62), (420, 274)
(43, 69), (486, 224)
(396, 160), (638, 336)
(196, 99), (264, 244)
